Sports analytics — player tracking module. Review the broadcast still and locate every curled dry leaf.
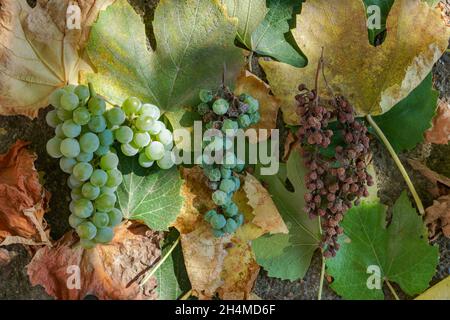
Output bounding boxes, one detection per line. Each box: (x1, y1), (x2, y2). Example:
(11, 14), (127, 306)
(27, 222), (164, 300)
(235, 71), (280, 143)
(173, 167), (286, 299)
(0, 0), (114, 118)
(260, 0), (450, 124)
(425, 99), (450, 144)
(425, 195), (450, 238)
(0, 248), (17, 266)
(0, 140), (50, 246)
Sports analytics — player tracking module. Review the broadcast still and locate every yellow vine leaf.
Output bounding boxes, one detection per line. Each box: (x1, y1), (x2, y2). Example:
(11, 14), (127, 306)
(0, 0), (113, 118)
(260, 0), (450, 125)
(415, 276), (450, 300)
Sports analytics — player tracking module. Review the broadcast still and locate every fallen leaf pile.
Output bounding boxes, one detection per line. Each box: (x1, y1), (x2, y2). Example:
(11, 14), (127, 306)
(27, 222), (163, 300)
(0, 140), (50, 246)
(0, 0), (114, 117)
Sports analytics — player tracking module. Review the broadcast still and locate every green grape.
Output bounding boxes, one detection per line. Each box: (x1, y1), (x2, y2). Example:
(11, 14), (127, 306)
(156, 151), (175, 169)
(100, 152), (119, 170)
(223, 202), (238, 217)
(212, 190), (229, 206)
(139, 103), (160, 119)
(145, 141), (165, 160)
(199, 89), (213, 103)
(138, 152), (154, 168)
(233, 161), (245, 173)
(72, 199), (94, 218)
(91, 211), (109, 228)
(60, 92), (79, 111)
(105, 169), (123, 188)
(222, 152), (236, 169)
(222, 119), (239, 136)
(46, 110), (61, 128)
(62, 119), (81, 138)
(204, 209), (217, 223)
(80, 239), (96, 249)
(108, 208), (123, 227)
(210, 214), (226, 229)
(121, 143), (139, 157)
(74, 85), (90, 102)
(72, 162), (93, 182)
(234, 213), (244, 227)
(68, 174), (83, 189)
(88, 115), (107, 133)
(90, 169), (108, 187)
(79, 132), (100, 153)
(164, 141), (174, 151)
(231, 176), (241, 191)
(238, 114), (251, 128)
(122, 97), (141, 115)
(72, 107), (91, 125)
(249, 111), (260, 125)
(76, 152), (94, 162)
(98, 129), (114, 146)
(64, 84), (77, 92)
(223, 218), (237, 234)
(205, 122), (213, 130)
(133, 132), (151, 148)
(105, 107), (126, 126)
(95, 145), (109, 156)
(49, 88), (65, 108)
(95, 193), (116, 212)
(71, 188), (82, 201)
(115, 126), (133, 144)
(56, 108), (72, 121)
(68, 214), (84, 228)
(197, 102), (210, 115)
(155, 129), (172, 146)
(223, 137), (233, 151)
(148, 120), (164, 135)
(94, 227), (114, 243)
(55, 124), (65, 138)
(101, 186), (117, 195)
(205, 136), (223, 152)
(46, 137), (63, 158)
(59, 157), (77, 174)
(212, 229), (225, 237)
(207, 168), (221, 182)
(60, 138), (80, 158)
(135, 116), (154, 131)
(219, 179), (235, 193)
(88, 96), (106, 115)
(76, 221), (97, 240)
(212, 98), (229, 115)
(220, 167), (231, 179)
(81, 182), (100, 200)
(244, 95), (259, 113)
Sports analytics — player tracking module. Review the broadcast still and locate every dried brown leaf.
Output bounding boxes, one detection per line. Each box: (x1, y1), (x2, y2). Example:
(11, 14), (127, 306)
(425, 195), (450, 238)
(425, 99), (450, 145)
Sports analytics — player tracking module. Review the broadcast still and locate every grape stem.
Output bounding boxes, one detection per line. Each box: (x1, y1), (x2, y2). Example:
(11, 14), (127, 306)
(318, 216), (325, 300)
(386, 279), (400, 300)
(366, 115), (425, 215)
(139, 235), (181, 287)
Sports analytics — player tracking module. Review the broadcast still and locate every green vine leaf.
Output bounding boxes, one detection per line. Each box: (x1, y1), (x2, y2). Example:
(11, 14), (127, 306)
(116, 151), (184, 231)
(85, 0), (243, 111)
(326, 192), (439, 300)
(372, 73), (438, 153)
(253, 149), (321, 281)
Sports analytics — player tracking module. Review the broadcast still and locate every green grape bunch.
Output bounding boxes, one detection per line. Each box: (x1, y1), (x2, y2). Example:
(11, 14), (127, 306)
(46, 84), (123, 249)
(195, 85), (261, 237)
(116, 97), (174, 169)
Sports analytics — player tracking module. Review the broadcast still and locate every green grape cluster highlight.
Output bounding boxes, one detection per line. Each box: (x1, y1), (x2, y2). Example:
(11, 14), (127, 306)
(116, 97), (174, 169)
(46, 84), (123, 249)
(196, 86), (261, 237)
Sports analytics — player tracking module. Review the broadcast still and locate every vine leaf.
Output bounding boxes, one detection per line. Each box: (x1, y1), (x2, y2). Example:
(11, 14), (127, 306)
(326, 192), (439, 300)
(372, 73), (438, 153)
(415, 276), (450, 300)
(260, 0), (450, 125)
(85, 0), (243, 111)
(0, 0), (113, 118)
(116, 151), (183, 231)
(253, 148), (321, 281)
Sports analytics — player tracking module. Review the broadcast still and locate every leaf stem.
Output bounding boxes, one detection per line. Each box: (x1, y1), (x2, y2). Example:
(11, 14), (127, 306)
(180, 289), (192, 300)
(386, 279), (400, 300)
(88, 82), (96, 97)
(139, 235), (181, 287)
(248, 51), (253, 73)
(366, 115), (425, 215)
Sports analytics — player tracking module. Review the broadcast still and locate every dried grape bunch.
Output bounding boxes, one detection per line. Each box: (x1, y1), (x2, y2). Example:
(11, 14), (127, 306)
(196, 85), (261, 237)
(296, 85), (373, 258)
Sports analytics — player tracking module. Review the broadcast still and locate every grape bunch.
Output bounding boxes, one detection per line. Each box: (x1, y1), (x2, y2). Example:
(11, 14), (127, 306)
(46, 84), (123, 249)
(196, 86), (261, 237)
(115, 97), (174, 170)
(296, 85), (373, 258)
